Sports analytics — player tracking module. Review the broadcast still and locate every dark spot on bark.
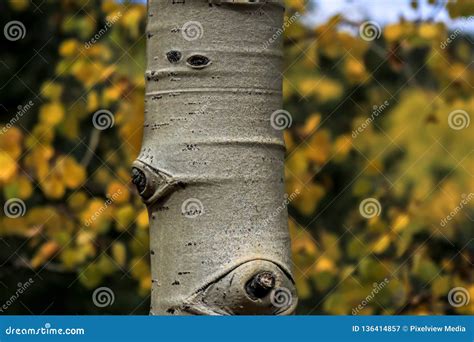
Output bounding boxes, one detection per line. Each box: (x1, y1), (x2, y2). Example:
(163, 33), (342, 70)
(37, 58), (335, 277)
(186, 54), (211, 69)
(150, 250), (155, 255)
(245, 271), (276, 300)
(166, 308), (175, 314)
(182, 144), (199, 151)
(131, 167), (146, 194)
(166, 50), (182, 63)
(172, 280), (180, 285)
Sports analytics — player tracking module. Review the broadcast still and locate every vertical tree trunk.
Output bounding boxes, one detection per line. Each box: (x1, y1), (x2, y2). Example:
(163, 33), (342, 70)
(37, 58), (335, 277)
(132, 0), (297, 315)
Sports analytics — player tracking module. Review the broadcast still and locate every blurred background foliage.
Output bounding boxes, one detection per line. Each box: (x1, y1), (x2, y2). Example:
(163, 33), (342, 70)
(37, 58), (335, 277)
(0, 0), (472, 314)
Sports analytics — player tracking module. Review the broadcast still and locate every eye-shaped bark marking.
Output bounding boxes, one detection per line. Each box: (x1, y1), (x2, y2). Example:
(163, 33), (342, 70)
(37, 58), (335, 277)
(131, 167), (147, 194)
(131, 161), (178, 205)
(186, 54), (211, 69)
(245, 271), (276, 299)
(176, 260), (297, 315)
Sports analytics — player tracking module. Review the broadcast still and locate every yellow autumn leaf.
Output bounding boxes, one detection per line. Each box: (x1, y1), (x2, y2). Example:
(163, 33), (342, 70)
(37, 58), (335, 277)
(41, 173), (65, 199)
(299, 113), (321, 137)
(17, 175), (33, 199)
(81, 199), (112, 233)
(285, 0), (306, 12)
(298, 78), (317, 97)
(294, 183), (325, 216)
(106, 181), (130, 204)
(39, 102), (65, 126)
(285, 149), (308, 178)
(87, 91), (99, 112)
(139, 275), (152, 296)
(60, 157), (86, 189)
(59, 39), (80, 57)
(392, 214), (410, 232)
(102, 0), (119, 13)
(24, 145), (53, 181)
(0, 152), (17, 183)
(41, 82), (63, 101)
(115, 205), (135, 231)
(284, 131), (295, 151)
(68, 192), (88, 212)
(313, 78), (343, 102)
(103, 82), (126, 105)
(60, 248), (84, 269)
(130, 257), (149, 280)
(121, 7), (143, 38)
(112, 242), (127, 267)
(315, 256), (335, 273)
(373, 234), (391, 254)
(0, 126), (23, 159)
(306, 130), (332, 164)
(333, 135), (352, 161)
(136, 208), (149, 229)
(30, 241), (60, 268)
(344, 57), (368, 84)
(418, 23), (440, 40)
(384, 23), (404, 42)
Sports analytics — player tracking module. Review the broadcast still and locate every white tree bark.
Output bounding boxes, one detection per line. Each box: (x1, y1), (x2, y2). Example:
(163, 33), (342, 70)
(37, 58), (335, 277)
(133, 0), (297, 315)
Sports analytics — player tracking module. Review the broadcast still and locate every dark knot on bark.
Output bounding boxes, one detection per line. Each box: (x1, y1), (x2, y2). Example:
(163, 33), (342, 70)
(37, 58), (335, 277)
(245, 271), (276, 299)
(131, 167), (147, 194)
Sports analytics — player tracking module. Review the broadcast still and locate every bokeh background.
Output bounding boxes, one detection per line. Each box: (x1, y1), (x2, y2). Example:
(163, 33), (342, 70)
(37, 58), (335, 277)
(0, 0), (472, 315)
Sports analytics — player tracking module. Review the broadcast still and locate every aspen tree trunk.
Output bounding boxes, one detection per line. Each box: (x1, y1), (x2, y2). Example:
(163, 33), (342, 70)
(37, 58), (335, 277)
(132, 0), (297, 315)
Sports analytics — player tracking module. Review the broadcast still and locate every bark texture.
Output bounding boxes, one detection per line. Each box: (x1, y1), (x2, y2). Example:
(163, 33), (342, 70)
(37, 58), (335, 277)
(133, 0), (297, 315)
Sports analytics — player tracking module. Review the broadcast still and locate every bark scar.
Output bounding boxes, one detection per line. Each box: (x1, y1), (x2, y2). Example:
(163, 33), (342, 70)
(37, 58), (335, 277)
(174, 258), (297, 315)
(132, 160), (180, 205)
